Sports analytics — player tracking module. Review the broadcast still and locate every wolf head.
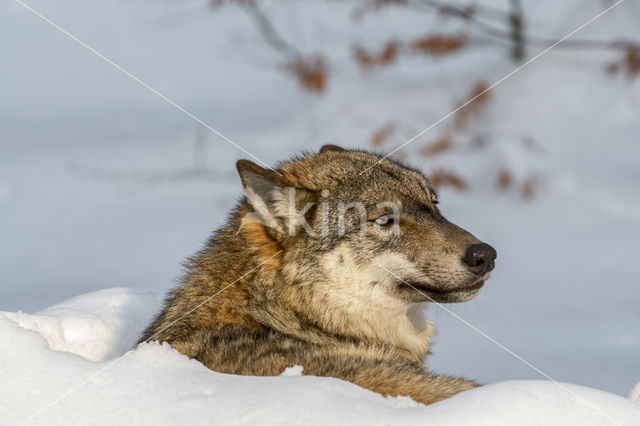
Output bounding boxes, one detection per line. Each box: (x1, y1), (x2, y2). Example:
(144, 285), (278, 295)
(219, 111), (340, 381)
(235, 145), (496, 357)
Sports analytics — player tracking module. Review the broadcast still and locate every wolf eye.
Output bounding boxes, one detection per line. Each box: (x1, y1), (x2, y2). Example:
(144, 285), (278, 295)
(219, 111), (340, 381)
(374, 214), (395, 226)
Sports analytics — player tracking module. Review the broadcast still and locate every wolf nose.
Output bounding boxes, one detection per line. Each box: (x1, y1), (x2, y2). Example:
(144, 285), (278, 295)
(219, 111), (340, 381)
(462, 243), (497, 276)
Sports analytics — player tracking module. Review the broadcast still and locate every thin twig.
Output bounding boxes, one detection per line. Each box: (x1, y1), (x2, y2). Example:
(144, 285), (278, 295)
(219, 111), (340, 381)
(413, 0), (638, 51)
(244, 1), (299, 57)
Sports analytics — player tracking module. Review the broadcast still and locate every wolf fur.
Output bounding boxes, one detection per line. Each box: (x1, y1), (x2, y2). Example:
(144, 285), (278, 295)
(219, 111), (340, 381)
(138, 145), (496, 405)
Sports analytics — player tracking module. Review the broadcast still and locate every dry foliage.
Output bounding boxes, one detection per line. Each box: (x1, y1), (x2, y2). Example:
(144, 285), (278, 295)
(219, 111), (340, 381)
(370, 123), (396, 147)
(607, 45), (640, 78)
(429, 170), (468, 191)
(496, 170), (537, 200)
(420, 135), (453, 156)
(353, 41), (400, 70)
(353, 34), (466, 72)
(496, 169), (513, 190)
(455, 81), (491, 128)
(286, 55), (328, 93)
(411, 34), (467, 56)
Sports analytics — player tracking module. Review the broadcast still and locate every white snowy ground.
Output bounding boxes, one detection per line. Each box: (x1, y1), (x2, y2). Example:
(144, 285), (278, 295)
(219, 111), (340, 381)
(2, 0), (640, 424)
(1, 288), (639, 425)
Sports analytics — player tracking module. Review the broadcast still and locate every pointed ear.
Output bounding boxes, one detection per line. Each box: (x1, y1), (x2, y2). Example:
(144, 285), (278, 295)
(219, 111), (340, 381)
(236, 160), (287, 202)
(237, 159), (317, 237)
(236, 160), (288, 232)
(237, 160), (317, 236)
(319, 144), (346, 154)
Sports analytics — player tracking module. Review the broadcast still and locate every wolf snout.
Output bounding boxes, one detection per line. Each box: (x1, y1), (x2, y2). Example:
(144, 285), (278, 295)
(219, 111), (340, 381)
(462, 243), (497, 276)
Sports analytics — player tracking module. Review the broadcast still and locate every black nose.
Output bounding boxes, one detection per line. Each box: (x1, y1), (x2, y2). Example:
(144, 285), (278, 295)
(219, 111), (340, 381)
(462, 243), (497, 276)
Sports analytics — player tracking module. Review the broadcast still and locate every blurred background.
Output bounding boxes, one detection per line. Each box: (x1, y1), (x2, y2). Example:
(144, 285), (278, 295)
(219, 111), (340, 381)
(1, 0), (639, 395)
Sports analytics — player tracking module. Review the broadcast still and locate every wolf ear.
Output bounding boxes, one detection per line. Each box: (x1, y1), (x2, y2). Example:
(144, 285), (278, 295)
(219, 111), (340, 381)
(319, 144), (346, 154)
(236, 160), (289, 232)
(237, 159), (317, 237)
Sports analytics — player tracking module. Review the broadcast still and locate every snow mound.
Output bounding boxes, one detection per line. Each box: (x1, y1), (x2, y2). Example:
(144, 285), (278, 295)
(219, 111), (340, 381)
(629, 382), (640, 404)
(0, 287), (162, 361)
(2, 288), (639, 425)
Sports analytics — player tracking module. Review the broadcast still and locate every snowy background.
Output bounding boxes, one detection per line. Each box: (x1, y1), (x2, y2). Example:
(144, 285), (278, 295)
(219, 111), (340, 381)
(1, 0), (640, 424)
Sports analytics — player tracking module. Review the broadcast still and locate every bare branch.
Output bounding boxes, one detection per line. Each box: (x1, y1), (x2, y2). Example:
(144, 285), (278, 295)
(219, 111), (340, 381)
(243, 1), (299, 57)
(508, 0), (525, 60)
(413, 0), (638, 52)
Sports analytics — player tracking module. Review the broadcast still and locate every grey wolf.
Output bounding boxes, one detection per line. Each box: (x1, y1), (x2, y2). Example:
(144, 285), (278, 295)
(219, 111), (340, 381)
(138, 144), (496, 405)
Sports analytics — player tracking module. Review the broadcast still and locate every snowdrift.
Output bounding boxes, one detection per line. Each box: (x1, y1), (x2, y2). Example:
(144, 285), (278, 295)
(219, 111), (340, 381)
(1, 288), (638, 425)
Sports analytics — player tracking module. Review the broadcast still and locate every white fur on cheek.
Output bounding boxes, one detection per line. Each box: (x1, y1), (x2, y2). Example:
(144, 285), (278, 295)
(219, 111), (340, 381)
(316, 247), (435, 359)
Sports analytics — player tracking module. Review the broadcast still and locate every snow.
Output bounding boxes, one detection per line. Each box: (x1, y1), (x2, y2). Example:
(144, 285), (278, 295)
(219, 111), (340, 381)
(281, 365), (305, 377)
(1, 287), (162, 361)
(1, 288), (639, 425)
(630, 383), (640, 404)
(2, 0), (640, 423)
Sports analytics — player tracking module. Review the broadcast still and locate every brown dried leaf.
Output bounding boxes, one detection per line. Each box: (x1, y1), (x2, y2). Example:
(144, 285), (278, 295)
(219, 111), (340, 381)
(430, 170), (468, 191)
(623, 46), (640, 77)
(371, 123), (395, 147)
(286, 55), (328, 93)
(411, 34), (467, 56)
(455, 81), (491, 128)
(606, 44), (640, 78)
(420, 135), (453, 156)
(496, 170), (512, 191)
(353, 41), (400, 70)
